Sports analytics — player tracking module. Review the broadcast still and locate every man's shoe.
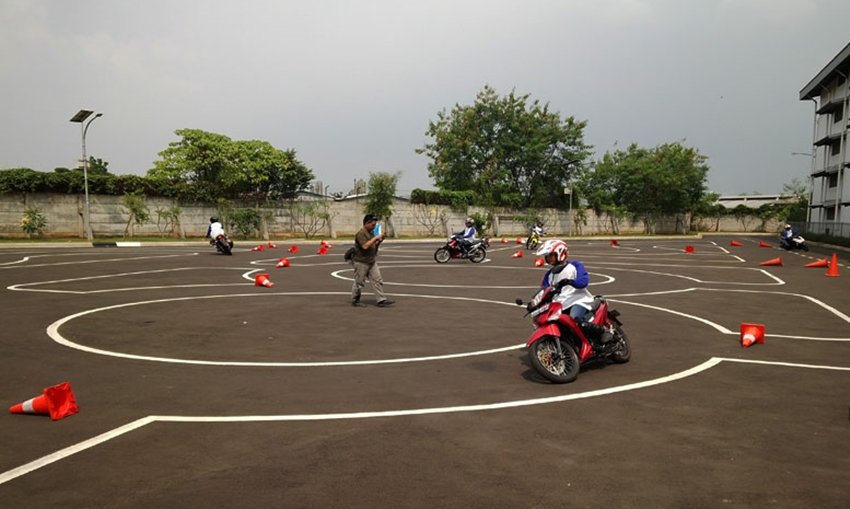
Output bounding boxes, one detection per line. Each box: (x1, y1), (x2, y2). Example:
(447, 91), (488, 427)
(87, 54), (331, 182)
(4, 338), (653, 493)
(376, 299), (395, 307)
(352, 299), (366, 307)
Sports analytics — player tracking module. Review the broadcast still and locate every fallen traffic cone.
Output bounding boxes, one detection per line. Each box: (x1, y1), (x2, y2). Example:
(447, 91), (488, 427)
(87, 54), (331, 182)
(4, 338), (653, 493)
(759, 241), (772, 248)
(317, 245), (328, 255)
(275, 258), (290, 268)
(254, 273), (274, 288)
(826, 253), (840, 277)
(685, 245), (694, 254)
(740, 323), (765, 348)
(288, 245), (299, 254)
(611, 239), (619, 247)
(267, 242), (277, 249)
(9, 382), (79, 421)
(759, 257), (783, 267)
(534, 257), (545, 267)
(252, 244), (265, 252)
(512, 249), (523, 258)
(805, 258), (829, 268)
(730, 240), (743, 247)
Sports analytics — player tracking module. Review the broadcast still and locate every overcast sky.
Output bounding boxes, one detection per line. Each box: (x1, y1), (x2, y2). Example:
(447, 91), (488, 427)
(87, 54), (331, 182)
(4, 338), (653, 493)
(2, 0), (848, 197)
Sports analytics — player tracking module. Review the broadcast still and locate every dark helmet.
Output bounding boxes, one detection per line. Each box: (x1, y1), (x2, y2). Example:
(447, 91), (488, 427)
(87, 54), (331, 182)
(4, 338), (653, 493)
(210, 216), (218, 223)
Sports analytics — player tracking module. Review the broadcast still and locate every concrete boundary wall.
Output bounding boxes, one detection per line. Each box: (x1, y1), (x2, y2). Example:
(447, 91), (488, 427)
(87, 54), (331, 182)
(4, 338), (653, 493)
(0, 193), (782, 239)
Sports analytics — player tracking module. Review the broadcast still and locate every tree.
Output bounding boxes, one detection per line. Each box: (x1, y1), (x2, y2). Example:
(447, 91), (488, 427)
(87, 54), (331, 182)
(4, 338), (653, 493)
(782, 177), (809, 222)
(147, 129), (313, 203)
(578, 142), (710, 233)
(121, 192), (150, 238)
(418, 85), (593, 208)
(365, 172), (400, 221)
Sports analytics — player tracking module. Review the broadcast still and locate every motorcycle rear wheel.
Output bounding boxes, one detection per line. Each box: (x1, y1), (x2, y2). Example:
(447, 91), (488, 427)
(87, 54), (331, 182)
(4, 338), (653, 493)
(434, 248), (451, 263)
(217, 239), (232, 256)
(609, 324), (631, 364)
(528, 336), (579, 384)
(468, 248), (486, 263)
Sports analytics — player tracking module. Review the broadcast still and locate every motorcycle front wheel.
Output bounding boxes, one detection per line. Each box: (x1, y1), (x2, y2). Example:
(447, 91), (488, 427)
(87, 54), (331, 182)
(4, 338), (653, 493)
(609, 324), (631, 364)
(528, 336), (580, 384)
(434, 248), (451, 263)
(801, 244), (809, 252)
(527, 238), (539, 250)
(468, 248), (486, 263)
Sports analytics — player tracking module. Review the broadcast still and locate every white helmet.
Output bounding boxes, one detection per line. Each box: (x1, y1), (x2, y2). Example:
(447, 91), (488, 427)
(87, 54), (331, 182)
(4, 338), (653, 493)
(536, 239), (569, 263)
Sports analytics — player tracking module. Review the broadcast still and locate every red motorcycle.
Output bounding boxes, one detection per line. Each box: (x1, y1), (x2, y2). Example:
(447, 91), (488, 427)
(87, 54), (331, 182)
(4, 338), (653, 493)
(516, 285), (631, 383)
(434, 235), (489, 263)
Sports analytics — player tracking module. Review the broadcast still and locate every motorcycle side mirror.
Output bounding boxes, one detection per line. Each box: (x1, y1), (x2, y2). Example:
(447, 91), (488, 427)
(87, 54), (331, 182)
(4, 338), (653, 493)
(515, 298), (524, 306)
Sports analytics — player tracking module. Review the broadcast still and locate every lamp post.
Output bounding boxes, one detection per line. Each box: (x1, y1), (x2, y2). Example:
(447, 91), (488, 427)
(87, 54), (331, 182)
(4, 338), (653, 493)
(791, 151), (815, 226)
(69, 109), (103, 241)
(564, 185), (573, 237)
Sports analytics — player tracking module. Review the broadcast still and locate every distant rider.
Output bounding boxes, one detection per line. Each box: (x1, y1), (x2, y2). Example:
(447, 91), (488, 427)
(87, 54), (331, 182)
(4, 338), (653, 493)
(781, 223), (798, 248)
(454, 217), (477, 255)
(207, 217), (232, 248)
(536, 239), (613, 344)
(531, 221), (544, 237)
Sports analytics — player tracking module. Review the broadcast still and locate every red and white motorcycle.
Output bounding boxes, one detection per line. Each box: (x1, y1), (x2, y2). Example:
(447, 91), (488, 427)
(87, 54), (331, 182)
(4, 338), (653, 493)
(516, 285), (631, 383)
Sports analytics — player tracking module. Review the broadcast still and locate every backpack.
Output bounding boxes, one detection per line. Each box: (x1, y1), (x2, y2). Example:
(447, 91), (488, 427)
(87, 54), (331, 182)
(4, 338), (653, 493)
(343, 246), (356, 262)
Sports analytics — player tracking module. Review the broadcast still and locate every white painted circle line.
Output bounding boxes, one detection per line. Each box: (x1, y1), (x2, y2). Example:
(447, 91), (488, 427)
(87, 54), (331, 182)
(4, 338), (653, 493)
(46, 292), (528, 366)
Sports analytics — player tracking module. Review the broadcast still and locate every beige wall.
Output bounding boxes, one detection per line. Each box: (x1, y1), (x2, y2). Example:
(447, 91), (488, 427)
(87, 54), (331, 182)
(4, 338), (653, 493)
(1, 192), (782, 239)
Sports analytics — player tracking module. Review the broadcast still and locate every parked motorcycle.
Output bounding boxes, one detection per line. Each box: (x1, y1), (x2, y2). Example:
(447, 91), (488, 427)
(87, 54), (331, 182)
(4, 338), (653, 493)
(779, 234), (809, 251)
(516, 285), (631, 383)
(213, 233), (234, 255)
(434, 235), (489, 263)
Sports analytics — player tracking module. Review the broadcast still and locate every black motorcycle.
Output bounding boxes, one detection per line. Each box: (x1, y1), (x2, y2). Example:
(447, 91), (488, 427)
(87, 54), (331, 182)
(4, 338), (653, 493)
(434, 235), (489, 263)
(213, 233), (234, 255)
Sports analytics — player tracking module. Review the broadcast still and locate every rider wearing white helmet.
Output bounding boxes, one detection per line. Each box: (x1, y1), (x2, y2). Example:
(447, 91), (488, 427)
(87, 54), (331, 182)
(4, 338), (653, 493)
(455, 217), (477, 255)
(536, 239), (613, 344)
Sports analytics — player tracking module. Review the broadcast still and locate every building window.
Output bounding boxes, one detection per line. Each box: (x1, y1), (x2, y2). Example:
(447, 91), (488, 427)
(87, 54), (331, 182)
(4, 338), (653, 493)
(828, 173), (838, 188)
(825, 206), (836, 220)
(835, 106), (844, 122)
(831, 141), (841, 156)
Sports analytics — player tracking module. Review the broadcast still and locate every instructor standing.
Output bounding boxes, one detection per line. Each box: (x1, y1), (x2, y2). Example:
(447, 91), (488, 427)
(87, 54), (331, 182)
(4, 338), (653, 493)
(351, 214), (395, 307)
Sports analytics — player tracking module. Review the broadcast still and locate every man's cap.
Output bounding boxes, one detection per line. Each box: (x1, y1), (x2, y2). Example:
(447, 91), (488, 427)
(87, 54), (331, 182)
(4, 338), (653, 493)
(363, 214), (379, 224)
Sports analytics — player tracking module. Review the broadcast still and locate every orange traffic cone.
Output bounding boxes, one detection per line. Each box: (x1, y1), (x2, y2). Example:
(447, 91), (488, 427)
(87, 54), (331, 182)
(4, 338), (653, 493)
(267, 242), (277, 249)
(252, 244), (265, 252)
(740, 323), (765, 348)
(805, 258), (829, 268)
(500, 238), (508, 243)
(758, 241), (772, 248)
(254, 273), (274, 288)
(288, 245), (299, 254)
(730, 240), (743, 247)
(516, 238), (523, 244)
(317, 245), (328, 255)
(826, 253), (840, 277)
(611, 239), (619, 247)
(275, 258), (290, 268)
(9, 382), (78, 420)
(685, 245), (695, 254)
(534, 257), (545, 267)
(512, 249), (523, 258)
(759, 257), (783, 267)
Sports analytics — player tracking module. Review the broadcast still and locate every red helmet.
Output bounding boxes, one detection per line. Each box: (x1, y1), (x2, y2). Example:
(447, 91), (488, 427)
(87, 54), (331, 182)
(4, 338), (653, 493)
(536, 239), (569, 263)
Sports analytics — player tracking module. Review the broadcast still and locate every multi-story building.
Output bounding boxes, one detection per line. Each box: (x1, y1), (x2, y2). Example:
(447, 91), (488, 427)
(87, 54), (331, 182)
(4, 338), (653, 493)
(799, 41), (850, 237)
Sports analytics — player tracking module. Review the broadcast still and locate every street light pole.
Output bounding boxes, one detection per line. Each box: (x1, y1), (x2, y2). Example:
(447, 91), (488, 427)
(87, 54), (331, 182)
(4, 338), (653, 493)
(70, 110), (102, 241)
